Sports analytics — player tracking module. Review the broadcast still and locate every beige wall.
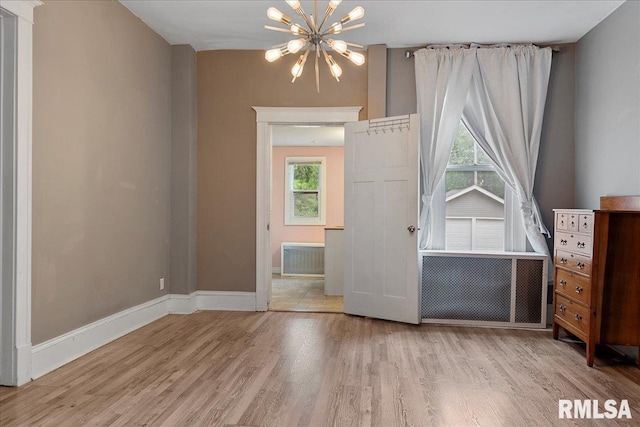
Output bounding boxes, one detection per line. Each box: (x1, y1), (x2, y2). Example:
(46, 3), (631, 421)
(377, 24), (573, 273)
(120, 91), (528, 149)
(271, 146), (344, 269)
(197, 50), (367, 292)
(32, 0), (172, 344)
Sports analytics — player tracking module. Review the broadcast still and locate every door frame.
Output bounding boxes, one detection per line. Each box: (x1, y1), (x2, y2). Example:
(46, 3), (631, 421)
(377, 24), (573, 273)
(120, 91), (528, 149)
(253, 106), (361, 311)
(0, 0), (41, 386)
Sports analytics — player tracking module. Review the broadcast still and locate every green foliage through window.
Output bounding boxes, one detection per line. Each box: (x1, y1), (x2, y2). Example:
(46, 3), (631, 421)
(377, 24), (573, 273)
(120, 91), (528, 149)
(290, 162), (321, 218)
(293, 164), (320, 190)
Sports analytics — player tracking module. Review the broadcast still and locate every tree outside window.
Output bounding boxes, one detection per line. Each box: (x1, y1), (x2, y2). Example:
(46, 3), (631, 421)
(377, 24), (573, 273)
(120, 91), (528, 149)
(285, 157), (326, 225)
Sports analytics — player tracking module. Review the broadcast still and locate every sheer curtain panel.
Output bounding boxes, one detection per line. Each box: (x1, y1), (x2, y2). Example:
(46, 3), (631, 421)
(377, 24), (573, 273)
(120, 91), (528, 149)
(414, 48), (477, 249)
(462, 45), (552, 255)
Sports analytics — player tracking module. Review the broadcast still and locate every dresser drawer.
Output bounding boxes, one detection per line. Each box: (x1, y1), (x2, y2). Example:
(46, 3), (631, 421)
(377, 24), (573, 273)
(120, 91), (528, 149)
(555, 268), (591, 306)
(556, 212), (568, 231)
(578, 213), (594, 234)
(555, 249), (592, 275)
(555, 294), (590, 336)
(555, 231), (592, 256)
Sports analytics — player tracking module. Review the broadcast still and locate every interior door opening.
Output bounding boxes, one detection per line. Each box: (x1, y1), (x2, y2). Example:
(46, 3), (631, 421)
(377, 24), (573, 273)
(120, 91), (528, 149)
(269, 124), (345, 313)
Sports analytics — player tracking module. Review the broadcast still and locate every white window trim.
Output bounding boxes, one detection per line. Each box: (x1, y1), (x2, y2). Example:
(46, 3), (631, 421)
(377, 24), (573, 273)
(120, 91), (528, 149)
(439, 132), (527, 253)
(284, 157), (327, 226)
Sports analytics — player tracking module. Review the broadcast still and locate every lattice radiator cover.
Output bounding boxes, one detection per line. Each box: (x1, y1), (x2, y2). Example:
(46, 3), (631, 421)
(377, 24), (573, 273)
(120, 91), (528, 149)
(421, 252), (547, 328)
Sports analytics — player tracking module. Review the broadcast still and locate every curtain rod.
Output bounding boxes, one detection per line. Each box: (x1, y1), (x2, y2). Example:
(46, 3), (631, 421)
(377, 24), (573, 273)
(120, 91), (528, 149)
(405, 43), (561, 58)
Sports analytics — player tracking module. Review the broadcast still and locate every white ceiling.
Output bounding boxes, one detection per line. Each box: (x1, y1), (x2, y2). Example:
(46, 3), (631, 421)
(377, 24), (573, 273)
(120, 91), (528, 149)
(119, 0), (625, 51)
(272, 125), (344, 146)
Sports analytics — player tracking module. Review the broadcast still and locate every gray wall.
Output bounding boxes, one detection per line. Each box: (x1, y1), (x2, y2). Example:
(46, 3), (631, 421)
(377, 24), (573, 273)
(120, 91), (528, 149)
(170, 45), (198, 295)
(386, 46), (576, 254)
(32, 0), (172, 344)
(575, 0), (640, 209)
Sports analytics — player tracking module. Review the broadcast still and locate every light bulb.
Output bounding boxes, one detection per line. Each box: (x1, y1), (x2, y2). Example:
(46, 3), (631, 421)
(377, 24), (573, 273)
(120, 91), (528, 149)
(326, 0), (342, 15)
(326, 39), (347, 54)
(287, 38), (306, 54)
(348, 6), (365, 21)
(327, 56), (342, 79)
(340, 6), (365, 24)
(347, 50), (365, 66)
(329, 22), (342, 34)
(291, 56), (305, 78)
(286, 0), (301, 10)
(265, 48), (284, 62)
(291, 23), (305, 35)
(267, 7), (292, 25)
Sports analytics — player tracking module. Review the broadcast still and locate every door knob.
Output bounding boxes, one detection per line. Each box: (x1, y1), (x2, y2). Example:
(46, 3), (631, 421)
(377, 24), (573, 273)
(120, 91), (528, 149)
(407, 225), (416, 233)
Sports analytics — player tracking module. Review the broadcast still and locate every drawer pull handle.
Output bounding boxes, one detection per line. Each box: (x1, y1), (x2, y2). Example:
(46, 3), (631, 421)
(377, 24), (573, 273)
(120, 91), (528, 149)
(560, 257), (567, 264)
(571, 221), (575, 227)
(575, 286), (584, 294)
(574, 313), (582, 322)
(577, 262), (585, 270)
(560, 239), (567, 246)
(559, 304), (567, 313)
(583, 222), (588, 228)
(577, 242), (585, 249)
(559, 279), (567, 287)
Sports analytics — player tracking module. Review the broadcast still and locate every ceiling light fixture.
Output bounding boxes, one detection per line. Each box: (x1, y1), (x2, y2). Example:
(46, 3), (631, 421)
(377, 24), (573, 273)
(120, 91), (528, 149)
(264, 0), (366, 92)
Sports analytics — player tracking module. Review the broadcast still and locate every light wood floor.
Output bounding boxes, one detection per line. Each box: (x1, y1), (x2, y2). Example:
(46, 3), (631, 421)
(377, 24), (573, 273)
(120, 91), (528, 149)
(270, 275), (343, 312)
(1, 311), (639, 426)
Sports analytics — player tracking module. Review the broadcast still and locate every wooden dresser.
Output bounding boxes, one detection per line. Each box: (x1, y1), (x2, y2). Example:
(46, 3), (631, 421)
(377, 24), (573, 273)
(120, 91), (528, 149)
(552, 196), (640, 367)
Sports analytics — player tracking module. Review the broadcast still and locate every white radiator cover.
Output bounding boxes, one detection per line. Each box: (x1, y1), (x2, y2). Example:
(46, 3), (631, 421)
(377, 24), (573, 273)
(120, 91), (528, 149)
(421, 250), (548, 329)
(281, 243), (325, 277)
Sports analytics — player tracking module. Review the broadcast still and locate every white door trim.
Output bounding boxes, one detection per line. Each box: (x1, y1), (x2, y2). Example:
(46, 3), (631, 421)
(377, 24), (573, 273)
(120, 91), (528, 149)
(253, 106), (361, 311)
(0, 0), (41, 386)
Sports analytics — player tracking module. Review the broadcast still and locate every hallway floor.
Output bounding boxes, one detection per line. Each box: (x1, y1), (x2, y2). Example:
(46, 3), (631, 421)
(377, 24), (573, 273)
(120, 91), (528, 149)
(270, 274), (343, 312)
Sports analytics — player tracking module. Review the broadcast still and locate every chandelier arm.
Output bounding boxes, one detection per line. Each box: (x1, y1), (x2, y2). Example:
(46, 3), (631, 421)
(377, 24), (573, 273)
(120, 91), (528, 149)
(322, 22), (366, 36)
(315, 46), (320, 93)
(264, 25), (298, 34)
(298, 11), (315, 33)
(346, 41), (364, 49)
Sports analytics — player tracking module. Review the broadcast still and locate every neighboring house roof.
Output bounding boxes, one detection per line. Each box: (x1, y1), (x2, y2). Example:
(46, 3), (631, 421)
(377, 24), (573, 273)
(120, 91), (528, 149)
(445, 185), (504, 204)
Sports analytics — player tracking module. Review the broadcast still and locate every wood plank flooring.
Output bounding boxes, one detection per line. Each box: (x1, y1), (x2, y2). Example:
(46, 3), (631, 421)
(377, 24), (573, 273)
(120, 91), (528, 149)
(1, 311), (640, 426)
(270, 275), (343, 312)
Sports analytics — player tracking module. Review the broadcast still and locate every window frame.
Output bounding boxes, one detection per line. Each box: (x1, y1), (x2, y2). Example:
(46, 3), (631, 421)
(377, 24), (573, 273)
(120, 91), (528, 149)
(433, 125), (527, 252)
(284, 156), (327, 226)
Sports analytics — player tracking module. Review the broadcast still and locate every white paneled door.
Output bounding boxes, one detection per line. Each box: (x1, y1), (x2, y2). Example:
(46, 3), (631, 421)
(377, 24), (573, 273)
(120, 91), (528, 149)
(344, 115), (420, 324)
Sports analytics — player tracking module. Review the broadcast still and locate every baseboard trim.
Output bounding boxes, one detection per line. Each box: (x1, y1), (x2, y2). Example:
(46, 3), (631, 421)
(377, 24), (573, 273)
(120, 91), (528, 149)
(196, 291), (256, 311)
(272, 267), (281, 274)
(31, 291), (257, 380)
(168, 293), (198, 314)
(31, 295), (170, 380)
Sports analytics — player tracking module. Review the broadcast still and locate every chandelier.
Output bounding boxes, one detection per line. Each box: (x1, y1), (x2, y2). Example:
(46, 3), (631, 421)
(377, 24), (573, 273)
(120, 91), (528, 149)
(264, 0), (366, 92)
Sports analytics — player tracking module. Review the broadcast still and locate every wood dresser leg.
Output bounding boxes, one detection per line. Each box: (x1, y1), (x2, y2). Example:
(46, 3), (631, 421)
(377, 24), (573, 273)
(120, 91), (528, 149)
(552, 322), (559, 340)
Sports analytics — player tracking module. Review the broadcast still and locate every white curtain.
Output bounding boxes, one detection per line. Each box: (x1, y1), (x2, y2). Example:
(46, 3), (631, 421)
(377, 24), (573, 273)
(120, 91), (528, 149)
(461, 45), (552, 255)
(415, 48), (477, 249)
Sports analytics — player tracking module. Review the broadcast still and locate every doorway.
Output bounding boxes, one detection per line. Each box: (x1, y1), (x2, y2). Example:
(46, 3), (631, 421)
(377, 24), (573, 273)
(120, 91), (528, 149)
(253, 106), (361, 312)
(269, 124), (344, 312)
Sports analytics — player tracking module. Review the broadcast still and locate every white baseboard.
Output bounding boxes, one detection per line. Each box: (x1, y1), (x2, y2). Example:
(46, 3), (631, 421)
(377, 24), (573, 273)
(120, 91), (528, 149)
(195, 291), (256, 311)
(168, 293), (198, 314)
(31, 291), (256, 380)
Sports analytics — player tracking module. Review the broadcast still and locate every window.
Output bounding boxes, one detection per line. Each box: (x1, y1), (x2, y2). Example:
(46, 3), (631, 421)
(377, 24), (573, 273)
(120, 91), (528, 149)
(284, 157), (326, 225)
(442, 122), (525, 252)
